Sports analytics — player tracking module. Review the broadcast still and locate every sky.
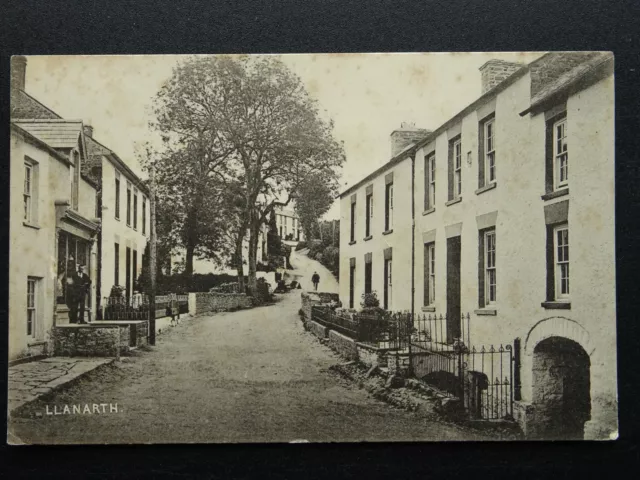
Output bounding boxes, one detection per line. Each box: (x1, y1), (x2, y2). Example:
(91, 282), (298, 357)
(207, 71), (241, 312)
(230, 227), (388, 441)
(23, 52), (543, 219)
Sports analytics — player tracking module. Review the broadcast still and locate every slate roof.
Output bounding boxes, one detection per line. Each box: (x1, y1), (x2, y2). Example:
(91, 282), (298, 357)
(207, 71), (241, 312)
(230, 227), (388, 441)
(11, 90), (62, 120)
(12, 119), (83, 149)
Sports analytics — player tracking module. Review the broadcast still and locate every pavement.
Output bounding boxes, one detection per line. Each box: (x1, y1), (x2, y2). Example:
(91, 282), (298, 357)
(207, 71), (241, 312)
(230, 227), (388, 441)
(8, 254), (489, 444)
(8, 357), (114, 414)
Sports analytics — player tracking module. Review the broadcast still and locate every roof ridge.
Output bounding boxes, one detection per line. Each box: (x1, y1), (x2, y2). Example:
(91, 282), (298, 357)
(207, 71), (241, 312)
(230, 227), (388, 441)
(13, 118), (84, 123)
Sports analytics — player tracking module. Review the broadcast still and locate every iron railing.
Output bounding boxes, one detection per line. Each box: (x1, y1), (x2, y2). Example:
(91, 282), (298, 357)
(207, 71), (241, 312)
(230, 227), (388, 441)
(308, 305), (514, 421)
(100, 294), (188, 320)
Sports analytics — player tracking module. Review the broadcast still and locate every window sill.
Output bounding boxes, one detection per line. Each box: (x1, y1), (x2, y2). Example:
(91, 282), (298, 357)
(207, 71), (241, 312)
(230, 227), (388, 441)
(445, 197), (462, 207)
(422, 207), (435, 216)
(475, 182), (497, 196)
(474, 308), (497, 316)
(421, 306), (436, 313)
(541, 301), (571, 310)
(28, 340), (47, 347)
(382, 229), (394, 236)
(363, 235), (373, 242)
(348, 240), (357, 246)
(23, 221), (41, 230)
(541, 188), (569, 201)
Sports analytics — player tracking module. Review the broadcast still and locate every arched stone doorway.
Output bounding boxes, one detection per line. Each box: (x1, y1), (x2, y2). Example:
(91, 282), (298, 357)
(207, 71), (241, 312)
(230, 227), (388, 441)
(531, 336), (591, 439)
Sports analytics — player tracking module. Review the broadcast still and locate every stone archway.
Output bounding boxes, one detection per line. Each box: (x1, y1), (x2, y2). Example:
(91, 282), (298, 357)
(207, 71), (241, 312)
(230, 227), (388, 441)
(531, 336), (591, 439)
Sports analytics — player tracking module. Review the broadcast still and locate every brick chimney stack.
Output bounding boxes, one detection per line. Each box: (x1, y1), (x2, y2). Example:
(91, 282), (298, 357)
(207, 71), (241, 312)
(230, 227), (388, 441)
(390, 122), (430, 157)
(479, 59), (523, 94)
(83, 124), (94, 138)
(11, 56), (27, 92)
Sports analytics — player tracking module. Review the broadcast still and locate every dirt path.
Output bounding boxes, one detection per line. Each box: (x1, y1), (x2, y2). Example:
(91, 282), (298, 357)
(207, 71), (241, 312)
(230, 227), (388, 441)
(289, 248), (339, 293)
(9, 294), (489, 444)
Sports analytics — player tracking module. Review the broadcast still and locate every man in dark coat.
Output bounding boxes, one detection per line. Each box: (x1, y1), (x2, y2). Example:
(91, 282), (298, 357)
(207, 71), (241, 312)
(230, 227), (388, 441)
(65, 260), (81, 324)
(311, 271), (320, 291)
(77, 264), (91, 324)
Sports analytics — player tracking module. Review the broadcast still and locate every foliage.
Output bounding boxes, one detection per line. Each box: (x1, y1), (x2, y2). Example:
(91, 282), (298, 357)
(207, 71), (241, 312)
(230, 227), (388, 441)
(360, 291), (380, 309)
(154, 273), (246, 295)
(294, 240), (308, 251)
(109, 285), (125, 298)
(295, 172), (339, 241)
(306, 242), (339, 279)
(151, 55), (345, 296)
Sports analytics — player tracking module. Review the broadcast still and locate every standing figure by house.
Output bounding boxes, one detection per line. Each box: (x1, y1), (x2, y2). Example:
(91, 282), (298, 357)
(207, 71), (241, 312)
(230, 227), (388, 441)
(77, 264), (91, 324)
(311, 271), (320, 291)
(65, 259), (81, 324)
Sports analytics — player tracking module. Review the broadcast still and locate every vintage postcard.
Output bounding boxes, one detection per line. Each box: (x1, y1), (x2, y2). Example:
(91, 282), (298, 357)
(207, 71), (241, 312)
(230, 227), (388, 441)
(7, 52), (617, 444)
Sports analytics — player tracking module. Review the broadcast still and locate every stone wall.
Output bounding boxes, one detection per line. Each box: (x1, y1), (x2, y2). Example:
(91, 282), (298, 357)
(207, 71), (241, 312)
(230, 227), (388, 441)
(327, 330), (358, 361)
(356, 343), (390, 368)
(189, 292), (253, 315)
(307, 320), (328, 339)
(300, 291), (340, 322)
(53, 325), (121, 357)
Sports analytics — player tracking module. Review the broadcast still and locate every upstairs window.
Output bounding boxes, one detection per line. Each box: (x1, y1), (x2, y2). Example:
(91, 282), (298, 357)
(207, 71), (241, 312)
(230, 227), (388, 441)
(424, 152), (436, 210)
(385, 183), (394, 231)
(115, 172), (121, 220)
(479, 115), (496, 187)
(555, 224), (570, 299)
(24, 162), (33, 222)
(350, 197), (356, 243)
(448, 135), (462, 201)
(554, 118), (568, 190)
(142, 198), (147, 235)
(70, 149), (80, 210)
(126, 181), (132, 226)
(365, 192), (373, 237)
(133, 188), (138, 230)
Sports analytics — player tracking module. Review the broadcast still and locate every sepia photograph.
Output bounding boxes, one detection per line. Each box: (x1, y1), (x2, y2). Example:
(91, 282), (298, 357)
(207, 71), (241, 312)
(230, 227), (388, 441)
(7, 51), (617, 444)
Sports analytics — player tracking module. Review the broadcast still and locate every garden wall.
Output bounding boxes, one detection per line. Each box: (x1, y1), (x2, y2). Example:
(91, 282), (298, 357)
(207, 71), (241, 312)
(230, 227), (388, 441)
(189, 292), (253, 315)
(53, 325), (122, 357)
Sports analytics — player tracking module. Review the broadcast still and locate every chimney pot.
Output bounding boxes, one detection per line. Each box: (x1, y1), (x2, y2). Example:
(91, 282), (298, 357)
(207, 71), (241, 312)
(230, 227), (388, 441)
(11, 56), (27, 92)
(83, 124), (94, 138)
(479, 59), (523, 94)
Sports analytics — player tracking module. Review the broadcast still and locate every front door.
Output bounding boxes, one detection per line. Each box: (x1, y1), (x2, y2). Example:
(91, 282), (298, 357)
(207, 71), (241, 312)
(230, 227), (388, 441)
(446, 236), (461, 343)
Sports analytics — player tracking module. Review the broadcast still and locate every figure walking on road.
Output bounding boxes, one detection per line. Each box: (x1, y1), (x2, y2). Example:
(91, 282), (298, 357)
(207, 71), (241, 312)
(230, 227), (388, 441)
(311, 271), (320, 291)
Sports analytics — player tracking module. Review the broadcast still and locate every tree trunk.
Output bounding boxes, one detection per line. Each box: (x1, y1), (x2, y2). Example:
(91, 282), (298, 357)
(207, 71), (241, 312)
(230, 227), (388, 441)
(247, 219), (259, 296)
(235, 228), (246, 292)
(185, 243), (195, 277)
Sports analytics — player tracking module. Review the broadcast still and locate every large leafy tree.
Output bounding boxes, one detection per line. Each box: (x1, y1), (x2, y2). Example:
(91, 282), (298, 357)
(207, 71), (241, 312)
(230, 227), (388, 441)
(295, 172), (338, 242)
(151, 55), (345, 295)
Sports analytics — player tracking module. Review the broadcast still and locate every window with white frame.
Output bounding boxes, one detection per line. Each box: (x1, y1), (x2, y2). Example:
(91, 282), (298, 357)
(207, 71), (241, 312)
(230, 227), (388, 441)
(115, 172), (121, 220)
(385, 183), (394, 230)
(484, 118), (496, 184)
(554, 224), (569, 299)
(484, 230), (496, 305)
(454, 139), (462, 198)
(126, 181), (132, 226)
(24, 162), (33, 222)
(365, 193), (373, 237)
(425, 152), (436, 210)
(142, 198), (147, 235)
(27, 277), (37, 338)
(133, 188), (138, 230)
(554, 118), (568, 189)
(424, 242), (435, 306)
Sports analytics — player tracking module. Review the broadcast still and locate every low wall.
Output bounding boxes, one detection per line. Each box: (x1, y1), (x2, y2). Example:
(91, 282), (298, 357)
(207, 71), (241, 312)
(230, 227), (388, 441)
(300, 291), (340, 322)
(189, 292), (253, 315)
(92, 320), (149, 349)
(53, 325), (122, 357)
(307, 320), (328, 339)
(327, 330), (358, 361)
(356, 343), (391, 368)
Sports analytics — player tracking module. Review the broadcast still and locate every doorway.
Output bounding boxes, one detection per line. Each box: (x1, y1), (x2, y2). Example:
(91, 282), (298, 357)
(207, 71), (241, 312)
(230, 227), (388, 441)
(446, 235), (461, 343)
(532, 336), (591, 439)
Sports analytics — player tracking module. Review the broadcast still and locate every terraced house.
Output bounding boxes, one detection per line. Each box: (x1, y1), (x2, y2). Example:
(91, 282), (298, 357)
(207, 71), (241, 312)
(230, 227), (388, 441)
(339, 52), (616, 439)
(9, 57), (100, 361)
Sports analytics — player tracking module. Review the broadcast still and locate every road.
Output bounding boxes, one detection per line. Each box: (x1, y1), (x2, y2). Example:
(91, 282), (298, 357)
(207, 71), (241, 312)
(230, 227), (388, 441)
(288, 247), (339, 293)
(9, 255), (487, 444)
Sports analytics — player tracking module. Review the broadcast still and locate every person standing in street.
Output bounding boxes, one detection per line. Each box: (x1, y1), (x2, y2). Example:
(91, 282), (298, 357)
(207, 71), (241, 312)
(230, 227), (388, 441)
(311, 271), (320, 291)
(77, 264), (91, 324)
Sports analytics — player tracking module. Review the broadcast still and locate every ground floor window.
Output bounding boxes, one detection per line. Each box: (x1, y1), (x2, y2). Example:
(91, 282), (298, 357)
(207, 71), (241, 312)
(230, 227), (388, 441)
(384, 258), (393, 310)
(27, 277), (38, 337)
(349, 260), (356, 309)
(364, 260), (372, 295)
(424, 242), (435, 306)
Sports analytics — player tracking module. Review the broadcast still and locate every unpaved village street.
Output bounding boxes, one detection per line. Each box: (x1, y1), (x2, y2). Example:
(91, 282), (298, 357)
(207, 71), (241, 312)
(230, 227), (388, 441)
(9, 292), (490, 444)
